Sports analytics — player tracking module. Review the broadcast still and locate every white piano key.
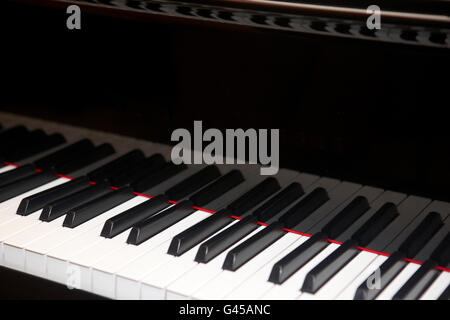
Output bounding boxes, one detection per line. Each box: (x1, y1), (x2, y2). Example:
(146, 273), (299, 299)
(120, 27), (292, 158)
(261, 243), (340, 300)
(91, 211), (203, 298)
(3, 196), (147, 273)
(0, 210), (43, 242)
(23, 197), (149, 277)
(192, 231), (303, 300)
(224, 235), (309, 300)
(336, 254), (388, 300)
(45, 196), (150, 285)
(165, 227), (263, 300)
(69, 232), (130, 292)
(138, 220), (240, 300)
(0, 165), (17, 174)
(24, 216), (67, 276)
(2, 216), (65, 271)
(420, 271), (450, 300)
(113, 210), (217, 299)
(376, 262), (421, 300)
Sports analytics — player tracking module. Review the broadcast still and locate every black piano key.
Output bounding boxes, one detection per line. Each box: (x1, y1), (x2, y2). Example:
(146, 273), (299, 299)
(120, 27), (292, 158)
(354, 251), (407, 300)
(226, 177), (281, 216)
(167, 178), (284, 256)
(438, 284), (450, 300)
(127, 200), (195, 245)
(430, 233), (450, 266)
(165, 165), (221, 201)
(0, 164), (37, 188)
(321, 196), (371, 239)
(189, 170), (244, 207)
(301, 203), (401, 294)
(253, 182), (304, 222)
(351, 202), (399, 247)
(17, 176), (91, 216)
(0, 171), (57, 203)
(8, 133), (66, 163)
(279, 187), (329, 229)
(354, 214), (444, 300)
(398, 212), (444, 259)
(393, 233), (450, 300)
(55, 143), (115, 175)
(301, 239), (360, 293)
(63, 187), (135, 228)
(100, 194), (171, 238)
(223, 221), (286, 271)
(87, 149), (145, 183)
(167, 209), (233, 256)
(34, 139), (94, 170)
(39, 182), (111, 222)
(392, 260), (440, 300)
(269, 232), (329, 284)
(195, 215), (260, 263)
(132, 162), (188, 194)
(110, 154), (166, 188)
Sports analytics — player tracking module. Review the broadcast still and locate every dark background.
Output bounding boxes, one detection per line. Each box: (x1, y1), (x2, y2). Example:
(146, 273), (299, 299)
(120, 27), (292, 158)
(0, 0), (449, 202)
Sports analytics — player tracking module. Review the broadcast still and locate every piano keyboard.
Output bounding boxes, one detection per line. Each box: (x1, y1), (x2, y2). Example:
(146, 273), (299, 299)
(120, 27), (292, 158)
(0, 111), (449, 300)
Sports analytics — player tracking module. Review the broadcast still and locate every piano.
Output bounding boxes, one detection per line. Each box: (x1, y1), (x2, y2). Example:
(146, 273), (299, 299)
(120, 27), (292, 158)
(0, 0), (449, 301)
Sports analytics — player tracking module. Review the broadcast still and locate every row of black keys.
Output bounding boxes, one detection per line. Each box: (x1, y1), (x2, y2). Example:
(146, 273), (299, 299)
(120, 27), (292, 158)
(1, 125), (449, 299)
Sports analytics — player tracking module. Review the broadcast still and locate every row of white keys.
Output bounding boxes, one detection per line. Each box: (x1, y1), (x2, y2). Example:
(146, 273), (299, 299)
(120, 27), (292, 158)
(25, 197), (148, 276)
(262, 190), (406, 300)
(225, 235), (309, 300)
(165, 227), (264, 300)
(3, 195), (149, 274)
(139, 219), (241, 300)
(17, 165), (211, 279)
(189, 176), (342, 300)
(9, 214), (73, 273)
(92, 208), (235, 299)
(0, 178), (70, 266)
(337, 200), (450, 300)
(0, 178), (81, 244)
(89, 170), (272, 297)
(193, 229), (306, 300)
(225, 181), (369, 299)
(42, 196), (151, 287)
(111, 173), (294, 299)
(112, 210), (222, 299)
(301, 195), (431, 300)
